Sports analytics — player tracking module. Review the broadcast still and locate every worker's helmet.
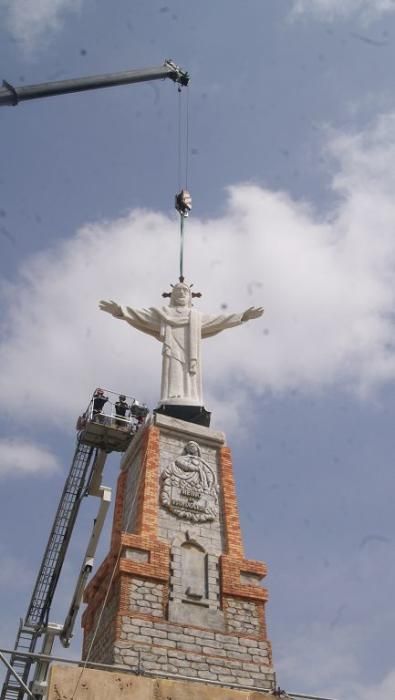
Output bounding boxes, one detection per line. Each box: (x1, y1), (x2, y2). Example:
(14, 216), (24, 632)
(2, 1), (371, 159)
(119, 394), (126, 401)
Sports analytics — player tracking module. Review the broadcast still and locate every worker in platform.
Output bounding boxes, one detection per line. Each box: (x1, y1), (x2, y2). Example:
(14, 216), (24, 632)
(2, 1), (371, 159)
(114, 394), (129, 428)
(92, 388), (108, 422)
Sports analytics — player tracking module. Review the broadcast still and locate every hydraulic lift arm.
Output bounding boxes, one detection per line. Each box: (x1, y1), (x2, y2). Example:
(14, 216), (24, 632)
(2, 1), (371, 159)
(61, 449), (111, 648)
(0, 59), (189, 107)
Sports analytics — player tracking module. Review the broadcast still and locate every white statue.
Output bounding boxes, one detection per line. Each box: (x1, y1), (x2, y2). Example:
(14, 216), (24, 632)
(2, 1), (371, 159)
(99, 281), (263, 406)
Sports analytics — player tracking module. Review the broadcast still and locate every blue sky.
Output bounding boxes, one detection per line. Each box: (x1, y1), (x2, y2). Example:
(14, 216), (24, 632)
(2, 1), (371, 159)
(1, 1), (395, 698)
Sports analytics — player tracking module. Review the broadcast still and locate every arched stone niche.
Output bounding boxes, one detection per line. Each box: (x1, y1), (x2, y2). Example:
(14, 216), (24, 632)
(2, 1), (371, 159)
(181, 538), (208, 601)
(168, 532), (224, 630)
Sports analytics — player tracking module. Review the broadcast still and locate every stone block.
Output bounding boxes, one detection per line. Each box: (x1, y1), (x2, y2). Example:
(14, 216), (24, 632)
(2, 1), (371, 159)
(167, 650), (186, 660)
(217, 675), (236, 683)
(227, 651), (251, 661)
(202, 645), (227, 657)
(224, 643), (249, 653)
(154, 413), (226, 447)
(153, 638), (176, 648)
(178, 642), (203, 653)
(125, 548), (149, 563)
(191, 662), (209, 670)
(244, 639), (259, 648)
(127, 634), (152, 644)
(168, 600), (225, 630)
(215, 633), (239, 645)
(197, 670), (218, 680)
(149, 628), (167, 639)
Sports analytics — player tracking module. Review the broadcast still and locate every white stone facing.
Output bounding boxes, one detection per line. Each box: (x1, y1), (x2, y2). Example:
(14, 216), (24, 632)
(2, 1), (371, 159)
(156, 421), (226, 628)
(129, 579), (164, 618)
(160, 441), (219, 523)
(118, 419), (226, 628)
(154, 413), (225, 447)
(158, 430), (224, 554)
(115, 614), (275, 689)
(224, 599), (262, 635)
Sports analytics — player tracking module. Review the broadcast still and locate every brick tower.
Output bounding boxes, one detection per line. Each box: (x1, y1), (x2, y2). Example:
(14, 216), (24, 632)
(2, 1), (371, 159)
(81, 413), (276, 691)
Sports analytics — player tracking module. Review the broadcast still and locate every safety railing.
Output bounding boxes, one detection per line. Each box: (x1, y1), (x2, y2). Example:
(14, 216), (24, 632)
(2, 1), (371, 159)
(76, 388), (149, 435)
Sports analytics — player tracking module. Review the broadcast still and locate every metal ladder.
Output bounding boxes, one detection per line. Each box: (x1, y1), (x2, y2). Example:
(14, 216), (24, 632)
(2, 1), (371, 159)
(0, 624), (36, 699)
(1, 440), (95, 700)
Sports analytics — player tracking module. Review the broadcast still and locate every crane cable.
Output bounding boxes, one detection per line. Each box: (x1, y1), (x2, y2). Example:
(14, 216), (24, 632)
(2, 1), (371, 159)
(175, 84), (192, 281)
(185, 84), (190, 190)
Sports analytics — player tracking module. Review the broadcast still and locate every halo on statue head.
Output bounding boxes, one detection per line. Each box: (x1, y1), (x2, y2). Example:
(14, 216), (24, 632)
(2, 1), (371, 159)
(162, 276), (202, 305)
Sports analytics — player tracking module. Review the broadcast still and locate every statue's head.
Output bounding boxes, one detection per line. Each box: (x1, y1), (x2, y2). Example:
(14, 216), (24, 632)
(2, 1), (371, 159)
(184, 440), (200, 456)
(162, 278), (201, 306)
(169, 281), (192, 308)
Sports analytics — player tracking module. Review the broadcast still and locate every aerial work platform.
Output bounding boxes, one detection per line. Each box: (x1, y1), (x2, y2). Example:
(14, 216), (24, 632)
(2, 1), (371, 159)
(77, 388), (149, 453)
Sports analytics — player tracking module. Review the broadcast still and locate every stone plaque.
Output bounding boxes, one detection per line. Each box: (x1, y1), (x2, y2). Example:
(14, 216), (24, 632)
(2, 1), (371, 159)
(160, 441), (218, 522)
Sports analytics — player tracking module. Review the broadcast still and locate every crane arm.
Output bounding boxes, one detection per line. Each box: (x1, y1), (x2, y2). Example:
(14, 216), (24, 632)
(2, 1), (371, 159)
(0, 59), (189, 107)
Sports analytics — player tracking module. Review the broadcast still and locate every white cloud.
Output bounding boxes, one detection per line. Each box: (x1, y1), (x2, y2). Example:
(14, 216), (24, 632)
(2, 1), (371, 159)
(2, 112), (395, 428)
(0, 0), (81, 52)
(275, 539), (395, 699)
(278, 623), (395, 700)
(359, 672), (395, 700)
(279, 624), (395, 700)
(291, 0), (395, 22)
(0, 438), (60, 477)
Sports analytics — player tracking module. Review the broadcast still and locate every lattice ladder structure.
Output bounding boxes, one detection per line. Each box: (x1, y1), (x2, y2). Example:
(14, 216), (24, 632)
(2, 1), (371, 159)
(1, 440), (95, 700)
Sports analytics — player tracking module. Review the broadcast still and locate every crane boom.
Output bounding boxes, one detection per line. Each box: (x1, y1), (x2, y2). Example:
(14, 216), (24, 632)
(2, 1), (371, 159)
(0, 59), (189, 107)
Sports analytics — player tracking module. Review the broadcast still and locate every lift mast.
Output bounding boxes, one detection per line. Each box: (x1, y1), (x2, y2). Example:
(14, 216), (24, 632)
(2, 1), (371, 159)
(0, 439), (96, 700)
(1, 389), (149, 700)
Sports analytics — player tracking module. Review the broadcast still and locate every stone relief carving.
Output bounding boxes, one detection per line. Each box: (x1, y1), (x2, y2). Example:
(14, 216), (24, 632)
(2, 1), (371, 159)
(160, 441), (218, 522)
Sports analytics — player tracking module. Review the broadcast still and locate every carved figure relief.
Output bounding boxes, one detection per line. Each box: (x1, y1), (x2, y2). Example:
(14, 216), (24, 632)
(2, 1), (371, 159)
(160, 441), (218, 522)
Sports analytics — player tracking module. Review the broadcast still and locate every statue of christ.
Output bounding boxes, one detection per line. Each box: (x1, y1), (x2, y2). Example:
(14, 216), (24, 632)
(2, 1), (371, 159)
(99, 281), (263, 407)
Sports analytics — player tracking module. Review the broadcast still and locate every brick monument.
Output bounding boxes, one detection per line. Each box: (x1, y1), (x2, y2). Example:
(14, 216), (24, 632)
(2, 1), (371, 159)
(81, 411), (275, 691)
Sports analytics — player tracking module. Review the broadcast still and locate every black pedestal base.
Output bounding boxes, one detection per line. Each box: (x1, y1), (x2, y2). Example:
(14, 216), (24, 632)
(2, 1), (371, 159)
(154, 404), (211, 427)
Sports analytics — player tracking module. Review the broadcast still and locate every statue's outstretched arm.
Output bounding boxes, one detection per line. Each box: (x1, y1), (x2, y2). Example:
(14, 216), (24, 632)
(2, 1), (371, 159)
(99, 300), (125, 320)
(99, 301), (161, 340)
(241, 306), (264, 322)
(202, 306), (264, 338)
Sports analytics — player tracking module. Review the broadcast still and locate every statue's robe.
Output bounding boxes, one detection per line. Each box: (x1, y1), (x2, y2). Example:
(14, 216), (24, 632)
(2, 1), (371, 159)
(122, 305), (244, 406)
